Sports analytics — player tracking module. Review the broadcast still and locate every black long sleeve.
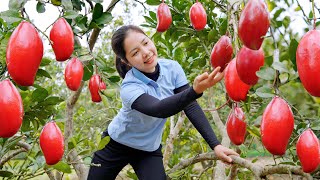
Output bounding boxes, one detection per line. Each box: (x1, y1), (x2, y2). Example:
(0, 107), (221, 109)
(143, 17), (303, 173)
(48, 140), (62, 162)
(131, 86), (202, 118)
(174, 84), (220, 149)
(132, 83), (221, 149)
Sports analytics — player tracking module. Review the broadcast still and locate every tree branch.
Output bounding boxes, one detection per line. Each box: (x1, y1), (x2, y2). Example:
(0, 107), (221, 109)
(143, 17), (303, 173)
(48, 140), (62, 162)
(163, 114), (186, 169)
(0, 149), (27, 167)
(63, 1), (120, 179)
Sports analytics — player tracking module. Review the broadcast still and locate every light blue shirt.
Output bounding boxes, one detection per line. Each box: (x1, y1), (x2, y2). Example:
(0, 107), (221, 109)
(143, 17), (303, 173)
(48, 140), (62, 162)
(108, 59), (188, 151)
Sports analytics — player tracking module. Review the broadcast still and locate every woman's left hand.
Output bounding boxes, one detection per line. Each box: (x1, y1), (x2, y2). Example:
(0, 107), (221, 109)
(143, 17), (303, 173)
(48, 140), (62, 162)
(213, 145), (239, 164)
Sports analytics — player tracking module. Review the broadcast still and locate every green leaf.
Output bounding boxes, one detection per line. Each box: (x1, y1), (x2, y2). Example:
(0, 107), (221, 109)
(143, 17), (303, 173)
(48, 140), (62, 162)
(208, 29), (216, 42)
(9, 0), (27, 9)
(40, 96), (64, 106)
(255, 86), (274, 98)
(62, 0), (73, 10)
(247, 126), (261, 138)
(173, 47), (185, 62)
(32, 88), (49, 102)
(149, 11), (156, 20)
(40, 57), (52, 66)
(0, 170), (13, 177)
(36, 69), (52, 79)
(95, 12), (112, 25)
(272, 61), (289, 73)
(146, 0), (161, 5)
(0, 10), (22, 24)
(251, 158), (258, 163)
(264, 56), (273, 66)
(52, 161), (72, 173)
(97, 136), (110, 150)
(273, 8), (284, 20)
(83, 63), (94, 81)
(108, 76), (120, 83)
(256, 67), (275, 81)
(64, 10), (79, 19)
(282, 16), (290, 28)
(289, 39), (298, 71)
(93, 3), (103, 20)
(36, 2), (46, 13)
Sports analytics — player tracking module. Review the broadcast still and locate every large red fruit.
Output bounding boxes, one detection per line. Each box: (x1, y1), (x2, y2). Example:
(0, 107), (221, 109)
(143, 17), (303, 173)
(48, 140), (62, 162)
(296, 30), (320, 97)
(40, 121), (64, 165)
(64, 57), (84, 91)
(226, 106), (247, 145)
(50, 18), (74, 61)
(238, 0), (270, 50)
(296, 129), (320, 173)
(261, 96), (294, 155)
(6, 21), (43, 86)
(189, 1), (207, 31)
(236, 46), (264, 85)
(210, 35), (233, 72)
(89, 74), (102, 102)
(156, 1), (172, 32)
(225, 59), (251, 102)
(0, 79), (24, 138)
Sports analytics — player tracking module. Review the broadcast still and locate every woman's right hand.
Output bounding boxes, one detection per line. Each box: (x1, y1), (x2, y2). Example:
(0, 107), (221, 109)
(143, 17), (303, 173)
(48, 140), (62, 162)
(193, 66), (224, 94)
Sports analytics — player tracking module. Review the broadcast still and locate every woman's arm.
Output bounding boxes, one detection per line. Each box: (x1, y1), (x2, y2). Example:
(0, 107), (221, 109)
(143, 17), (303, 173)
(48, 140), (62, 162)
(131, 86), (202, 118)
(174, 84), (220, 150)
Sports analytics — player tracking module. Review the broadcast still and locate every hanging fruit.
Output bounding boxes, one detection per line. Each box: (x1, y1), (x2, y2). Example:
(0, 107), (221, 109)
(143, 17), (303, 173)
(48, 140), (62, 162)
(236, 46), (264, 85)
(99, 81), (107, 90)
(296, 30), (320, 97)
(261, 96), (294, 155)
(0, 79), (24, 138)
(40, 121), (64, 165)
(189, 1), (207, 31)
(89, 74), (102, 102)
(50, 18), (74, 61)
(156, 1), (172, 32)
(210, 35), (233, 72)
(238, 0), (270, 50)
(296, 129), (320, 173)
(6, 21), (43, 86)
(64, 57), (84, 91)
(226, 106), (247, 145)
(225, 59), (251, 102)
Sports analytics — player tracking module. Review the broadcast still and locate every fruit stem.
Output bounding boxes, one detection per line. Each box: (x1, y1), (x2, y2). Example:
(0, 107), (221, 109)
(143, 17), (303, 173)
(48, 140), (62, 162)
(312, 0), (316, 29)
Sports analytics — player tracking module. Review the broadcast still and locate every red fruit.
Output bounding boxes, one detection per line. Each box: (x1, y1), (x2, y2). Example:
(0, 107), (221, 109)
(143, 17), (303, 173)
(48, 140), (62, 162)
(40, 121), (64, 165)
(296, 129), (320, 173)
(64, 57), (84, 91)
(261, 96), (294, 155)
(99, 81), (106, 90)
(225, 59), (251, 102)
(226, 107), (247, 145)
(238, 0), (270, 50)
(189, 1), (207, 31)
(89, 74), (102, 102)
(236, 46), (264, 85)
(0, 80), (24, 138)
(156, 2), (172, 32)
(50, 18), (74, 61)
(210, 35), (233, 72)
(6, 21), (43, 86)
(296, 30), (320, 97)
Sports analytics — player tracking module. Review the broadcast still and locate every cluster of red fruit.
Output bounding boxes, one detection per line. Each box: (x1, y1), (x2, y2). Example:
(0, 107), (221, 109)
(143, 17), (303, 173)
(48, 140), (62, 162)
(156, 0), (207, 32)
(156, 0), (320, 173)
(0, 17), (105, 166)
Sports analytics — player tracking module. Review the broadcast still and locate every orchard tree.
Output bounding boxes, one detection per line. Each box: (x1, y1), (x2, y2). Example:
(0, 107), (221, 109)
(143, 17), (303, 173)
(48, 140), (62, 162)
(0, 0), (320, 180)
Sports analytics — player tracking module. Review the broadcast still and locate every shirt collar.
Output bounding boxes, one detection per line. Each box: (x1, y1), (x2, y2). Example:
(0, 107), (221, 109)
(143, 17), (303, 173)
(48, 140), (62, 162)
(132, 62), (163, 86)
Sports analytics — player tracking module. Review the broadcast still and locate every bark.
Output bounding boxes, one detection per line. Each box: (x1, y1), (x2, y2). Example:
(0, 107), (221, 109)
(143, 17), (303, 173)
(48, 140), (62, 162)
(0, 149), (27, 166)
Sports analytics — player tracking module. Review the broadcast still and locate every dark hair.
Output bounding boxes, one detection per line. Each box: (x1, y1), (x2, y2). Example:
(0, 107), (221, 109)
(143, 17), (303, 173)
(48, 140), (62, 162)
(112, 25), (146, 79)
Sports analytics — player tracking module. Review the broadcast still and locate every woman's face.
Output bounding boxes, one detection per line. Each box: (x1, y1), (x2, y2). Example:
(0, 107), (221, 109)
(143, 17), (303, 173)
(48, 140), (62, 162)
(124, 31), (158, 73)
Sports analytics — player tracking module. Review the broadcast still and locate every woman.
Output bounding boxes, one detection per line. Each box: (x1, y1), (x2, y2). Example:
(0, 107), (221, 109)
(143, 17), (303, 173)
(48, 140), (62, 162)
(88, 25), (238, 180)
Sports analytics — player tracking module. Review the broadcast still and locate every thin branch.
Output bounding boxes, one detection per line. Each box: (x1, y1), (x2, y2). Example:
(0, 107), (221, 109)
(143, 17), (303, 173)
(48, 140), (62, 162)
(0, 149), (27, 166)
(212, 0), (227, 12)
